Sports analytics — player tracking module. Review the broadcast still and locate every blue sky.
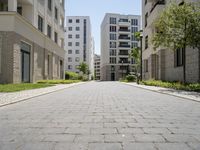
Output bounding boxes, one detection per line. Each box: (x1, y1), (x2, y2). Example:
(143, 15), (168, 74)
(65, 0), (141, 54)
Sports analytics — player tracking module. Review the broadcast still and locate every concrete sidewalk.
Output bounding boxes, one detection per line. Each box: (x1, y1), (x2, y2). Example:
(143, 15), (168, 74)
(0, 82), (85, 107)
(124, 82), (200, 102)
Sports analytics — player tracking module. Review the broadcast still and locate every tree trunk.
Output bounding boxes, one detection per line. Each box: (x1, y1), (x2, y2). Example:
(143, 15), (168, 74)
(183, 46), (186, 84)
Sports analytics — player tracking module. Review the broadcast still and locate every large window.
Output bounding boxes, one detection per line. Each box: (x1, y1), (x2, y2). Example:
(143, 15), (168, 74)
(110, 34), (116, 40)
(55, 7), (58, 20)
(68, 42), (72, 46)
(54, 32), (58, 43)
(76, 27), (80, 31)
(48, 0), (52, 11)
(110, 26), (117, 32)
(76, 42), (80, 46)
(38, 15), (43, 32)
(131, 19), (138, 26)
(75, 50), (80, 54)
(144, 60), (148, 72)
(109, 49), (116, 56)
(68, 19), (72, 23)
(47, 25), (51, 38)
(68, 27), (72, 31)
(145, 36), (148, 49)
(68, 57), (72, 62)
(145, 13), (148, 27)
(110, 17), (116, 24)
(175, 48), (183, 67)
(110, 42), (116, 48)
(110, 57), (116, 64)
(68, 50), (72, 54)
(68, 34), (72, 38)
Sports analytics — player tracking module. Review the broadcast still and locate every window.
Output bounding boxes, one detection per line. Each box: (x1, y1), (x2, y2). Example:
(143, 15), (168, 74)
(68, 65), (72, 69)
(131, 42), (138, 48)
(110, 42), (116, 48)
(55, 7), (58, 20)
(48, 0), (52, 11)
(76, 19), (80, 23)
(68, 19), (72, 23)
(110, 26), (117, 32)
(75, 50), (80, 54)
(145, 0), (147, 5)
(68, 50), (72, 54)
(131, 27), (138, 33)
(110, 57), (116, 64)
(76, 42), (80, 46)
(131, 19), (138, 26)
(68, 34), (72, 38)
(60, 17), (64, 28)
(175, 48), (183, 67)
(68, 57), (72, 62)
(145, 13), (148, 27)
(144, 60), (148, 72)
(109, 49), (116, 56)
(47, 25), (51, 38)
(68, 42), (72, 46)
(76, 34), (80, 39)
(110, 17), (116, 24)
(110, 34), (116, 40)
(131, 35), (137, 41)
(54, 32), (58, 43)
(38, 15), (43, 32)
(145, 36), (148, 49)
(68, 27), (72, 31)
(76, 27), (80, 31)
(75, 57), (80, 62)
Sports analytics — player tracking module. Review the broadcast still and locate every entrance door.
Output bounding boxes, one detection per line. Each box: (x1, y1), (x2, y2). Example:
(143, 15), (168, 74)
(111, 73), (115, 81)
(21, 42), (31, 83)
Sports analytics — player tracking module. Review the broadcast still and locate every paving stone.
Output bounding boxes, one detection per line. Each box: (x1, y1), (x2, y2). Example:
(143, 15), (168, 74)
(155, 143), (192, 150)
(134, 134), (166, 142)
(74, 135), (104, 143)
(54, 143), (88, 150)
(88, 143), (122, 150)
(91, 128), (117, 134)
(104, 134), (135, 142)
(123, 143), (157, 150)
(187, 142), (200, 150)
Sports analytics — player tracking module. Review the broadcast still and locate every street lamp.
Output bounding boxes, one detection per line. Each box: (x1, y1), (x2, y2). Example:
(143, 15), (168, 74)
(121, 60), (124, 79)
(140, 30), (143, 81)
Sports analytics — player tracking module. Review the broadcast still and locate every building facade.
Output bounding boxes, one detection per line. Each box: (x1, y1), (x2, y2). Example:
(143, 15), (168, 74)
(101, 13), (141, 81)
(142, 0), (200, 83)
(94, 54), (101, 80)
(0, 0), (65, 84)
(65, 16), (94, 78)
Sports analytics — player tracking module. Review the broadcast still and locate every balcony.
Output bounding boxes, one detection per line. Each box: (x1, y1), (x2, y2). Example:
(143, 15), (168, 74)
(150, 0), (165, 13)
(148, 0), (165, 27)
(118, 19), (130, 26)
(119, 29), (130, 32)
(118, 36), (130, 40)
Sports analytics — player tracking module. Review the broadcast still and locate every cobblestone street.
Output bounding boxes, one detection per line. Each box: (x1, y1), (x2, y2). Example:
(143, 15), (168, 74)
(0, 82), (200, 150)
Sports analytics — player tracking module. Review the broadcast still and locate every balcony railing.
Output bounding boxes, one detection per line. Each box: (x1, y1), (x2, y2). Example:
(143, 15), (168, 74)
(150, 0), (165, 13)
(118, 36), (130, 40)
(119, 29), (130, 32)
(119, 45), (130, 48)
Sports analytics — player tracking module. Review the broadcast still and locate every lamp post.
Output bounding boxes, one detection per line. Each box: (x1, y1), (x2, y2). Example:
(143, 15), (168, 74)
(121, 60), (124, 79)
(140, 30), (143, 81)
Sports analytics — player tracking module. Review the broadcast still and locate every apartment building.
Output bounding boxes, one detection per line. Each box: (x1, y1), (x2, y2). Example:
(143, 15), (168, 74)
(65, 16), (94, 78)
(94, 54), (101, 80)
(142, 0), (200, 83)
(0, 0), (65, 84)
(101, 13), (141, 81)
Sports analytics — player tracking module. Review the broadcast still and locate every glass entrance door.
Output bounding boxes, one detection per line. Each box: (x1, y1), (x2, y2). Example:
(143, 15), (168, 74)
(21, 42), (31, 83)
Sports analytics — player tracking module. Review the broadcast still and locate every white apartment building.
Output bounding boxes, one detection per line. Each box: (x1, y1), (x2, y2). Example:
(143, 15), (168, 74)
(101, 13), (141, 81)
(0, 0), (65, 83)
(65, 16), (94, 78)
(94, 54), (101, 80)
(142, 0), (199, 83)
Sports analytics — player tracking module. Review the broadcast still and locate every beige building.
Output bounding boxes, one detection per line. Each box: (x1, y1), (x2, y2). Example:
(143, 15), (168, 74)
(142, 0), (199, 83)
(94, 54), (100, 80)
(0, 0), (65, 84)
(101, 13), (141, 81)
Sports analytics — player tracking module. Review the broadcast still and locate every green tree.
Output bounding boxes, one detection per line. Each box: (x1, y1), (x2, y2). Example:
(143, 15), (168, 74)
(129, 32), (141, 82)
(152, 2), (200, 83)
(78, 62), (89, 75)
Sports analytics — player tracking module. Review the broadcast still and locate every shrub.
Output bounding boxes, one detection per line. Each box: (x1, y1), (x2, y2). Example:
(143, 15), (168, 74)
(65, 72), (79, 80)
(125, 75), (136, 82)
(140, 80), (200, 92)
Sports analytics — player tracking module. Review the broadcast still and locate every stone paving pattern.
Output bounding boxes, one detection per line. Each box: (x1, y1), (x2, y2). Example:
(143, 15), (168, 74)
(0, 82), (200, 150)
